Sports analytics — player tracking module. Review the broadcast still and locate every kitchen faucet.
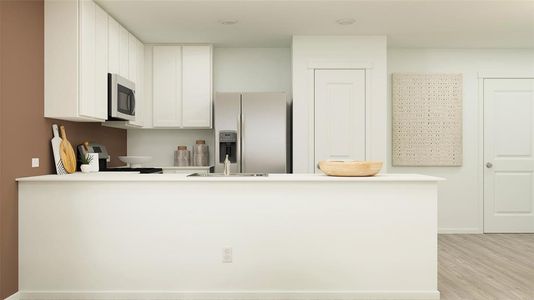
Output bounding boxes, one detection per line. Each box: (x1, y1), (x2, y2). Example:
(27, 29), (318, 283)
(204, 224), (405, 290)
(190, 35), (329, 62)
(223, 154), (231, 176)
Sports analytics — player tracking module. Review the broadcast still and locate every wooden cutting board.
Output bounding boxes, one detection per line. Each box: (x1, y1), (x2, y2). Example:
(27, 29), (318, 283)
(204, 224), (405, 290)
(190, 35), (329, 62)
(59, 125), (77, 174)
(51, 124), (67, 175)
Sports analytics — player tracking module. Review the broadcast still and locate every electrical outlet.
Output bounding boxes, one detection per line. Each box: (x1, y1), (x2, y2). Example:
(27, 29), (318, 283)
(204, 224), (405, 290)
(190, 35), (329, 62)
(31, 158), (39, 168)
(222, 247), (232, 263)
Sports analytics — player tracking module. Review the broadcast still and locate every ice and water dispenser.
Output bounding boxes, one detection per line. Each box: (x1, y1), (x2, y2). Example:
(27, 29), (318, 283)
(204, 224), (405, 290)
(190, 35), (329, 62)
(219, 131), (237, 163)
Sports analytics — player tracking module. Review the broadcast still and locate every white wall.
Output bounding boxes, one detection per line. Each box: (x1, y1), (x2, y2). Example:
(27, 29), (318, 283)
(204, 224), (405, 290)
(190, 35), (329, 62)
(214, 48), (291, 96)
(388, 48), (534, 233)
(128, 48), (292, 166)
(292, 36), (388, 173)
(127, 129), (214, 167)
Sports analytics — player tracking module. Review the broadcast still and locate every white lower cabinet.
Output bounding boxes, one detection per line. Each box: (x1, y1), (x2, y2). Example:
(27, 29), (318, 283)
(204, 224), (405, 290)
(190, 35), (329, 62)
(45, 0), (108, 121)
(152, 45), (212, 129)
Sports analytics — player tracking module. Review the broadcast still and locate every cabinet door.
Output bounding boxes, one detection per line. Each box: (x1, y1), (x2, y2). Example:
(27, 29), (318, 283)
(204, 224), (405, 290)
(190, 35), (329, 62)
(94, 4), (108, 120)
(314, 69), (366, 173)
(118, 25), (129, 78)
(182, 46), (212, 128)
(79, 0), (96, 118)
(136, 40), (145, 126)
(107, 16), (119, 74)
(128, 35), (144, 127)
(128, 33), (137, 89)
(153, 46), (182, 127)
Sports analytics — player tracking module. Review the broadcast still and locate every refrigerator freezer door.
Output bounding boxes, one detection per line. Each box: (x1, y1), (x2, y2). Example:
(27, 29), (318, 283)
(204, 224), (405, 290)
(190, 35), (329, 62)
(214, 93), (241, 173)
(241, 92), (287, 173)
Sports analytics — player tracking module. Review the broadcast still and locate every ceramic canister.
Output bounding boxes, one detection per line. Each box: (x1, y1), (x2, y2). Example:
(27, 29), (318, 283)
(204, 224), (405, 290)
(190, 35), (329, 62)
(192, 140), (209, 166)
(175, 146), (191, 166)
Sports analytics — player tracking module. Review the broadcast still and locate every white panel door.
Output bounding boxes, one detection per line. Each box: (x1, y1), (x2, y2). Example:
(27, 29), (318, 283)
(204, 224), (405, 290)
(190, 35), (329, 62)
(107, 16), (119, 74)
(182, 46), (212, 128)
(78, 0), (96, 118)
(152, 46), (182, 127)
(94, 4), (108, 120)
(118, 24), (129, 79)
(314, 69), (366, 173)
(484, 78), (534, 233)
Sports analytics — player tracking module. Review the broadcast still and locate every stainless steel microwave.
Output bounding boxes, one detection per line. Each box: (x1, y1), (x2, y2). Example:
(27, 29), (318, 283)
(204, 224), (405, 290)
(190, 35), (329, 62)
(108, 73), (135, 121)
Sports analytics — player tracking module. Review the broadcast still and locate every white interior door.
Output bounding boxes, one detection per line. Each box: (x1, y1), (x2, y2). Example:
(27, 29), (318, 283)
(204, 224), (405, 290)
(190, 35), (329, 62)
(314, 69), (366, 173)
(484, 78), (534, 233)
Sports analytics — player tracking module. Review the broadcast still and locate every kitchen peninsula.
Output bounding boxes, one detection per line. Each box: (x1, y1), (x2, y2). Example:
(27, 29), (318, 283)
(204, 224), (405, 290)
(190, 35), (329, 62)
(17, 173), (442, 300)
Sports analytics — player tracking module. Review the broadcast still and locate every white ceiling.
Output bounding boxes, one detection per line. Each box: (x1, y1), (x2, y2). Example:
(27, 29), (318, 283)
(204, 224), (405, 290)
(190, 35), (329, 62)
(96, 0), (534, 48)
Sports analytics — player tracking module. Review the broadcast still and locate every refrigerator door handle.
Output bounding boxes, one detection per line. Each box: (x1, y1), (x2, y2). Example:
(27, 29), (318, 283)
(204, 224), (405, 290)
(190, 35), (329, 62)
(237, 114), (242, 173)
(241, 113), (246, 173)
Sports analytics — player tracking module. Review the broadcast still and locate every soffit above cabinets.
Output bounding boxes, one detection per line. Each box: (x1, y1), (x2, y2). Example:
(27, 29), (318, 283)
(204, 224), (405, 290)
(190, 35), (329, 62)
(95, 0), (534, 48)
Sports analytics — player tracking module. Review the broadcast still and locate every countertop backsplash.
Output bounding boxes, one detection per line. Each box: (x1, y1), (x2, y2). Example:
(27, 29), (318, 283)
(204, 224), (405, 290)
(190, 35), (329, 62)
(127, 129), (214, 167)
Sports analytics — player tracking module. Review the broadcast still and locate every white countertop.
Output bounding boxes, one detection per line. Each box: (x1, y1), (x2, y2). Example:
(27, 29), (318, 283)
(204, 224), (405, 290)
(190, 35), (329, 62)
(17, 173), (443, 182)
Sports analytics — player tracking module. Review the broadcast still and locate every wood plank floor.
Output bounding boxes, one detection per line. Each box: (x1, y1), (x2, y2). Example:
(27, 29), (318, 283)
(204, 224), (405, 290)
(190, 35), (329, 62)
(439, 234), (534, 300)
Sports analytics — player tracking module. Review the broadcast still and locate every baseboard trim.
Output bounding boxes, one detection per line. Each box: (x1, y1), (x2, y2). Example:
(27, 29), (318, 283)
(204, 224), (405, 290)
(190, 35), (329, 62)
(5, 292), (20, 300)
(439, 227), (482, 234)
(19, 291), (440, 300)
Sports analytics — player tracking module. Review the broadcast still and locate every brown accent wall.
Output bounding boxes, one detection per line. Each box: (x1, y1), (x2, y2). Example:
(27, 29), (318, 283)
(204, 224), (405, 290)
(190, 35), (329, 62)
(0, 1), (127, 298)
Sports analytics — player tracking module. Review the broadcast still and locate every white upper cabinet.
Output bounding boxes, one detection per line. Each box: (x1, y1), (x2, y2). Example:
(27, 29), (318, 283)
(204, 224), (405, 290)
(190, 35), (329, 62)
(108, 16), (129, 80)
(104, 16), (145, 128)
(45, 0), (108, 121)
(128, 34), (145, 127)
(107, 16), (120, 75)
(119, 26), (129, 79)
(153, 46), (182, 127)
(94, 4), (108, 119)
(78, 0), (96, 119)
(182, 46), (212, 128)
(152, 45), (212, 129)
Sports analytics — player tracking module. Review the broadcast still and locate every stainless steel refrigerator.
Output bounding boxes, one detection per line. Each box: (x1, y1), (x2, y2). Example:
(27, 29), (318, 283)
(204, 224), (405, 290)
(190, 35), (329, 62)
(215, 92), (289, 174)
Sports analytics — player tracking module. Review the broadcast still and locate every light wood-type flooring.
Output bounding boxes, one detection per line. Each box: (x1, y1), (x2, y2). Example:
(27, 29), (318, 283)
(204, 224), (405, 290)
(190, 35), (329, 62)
(439, 234), (534, 300)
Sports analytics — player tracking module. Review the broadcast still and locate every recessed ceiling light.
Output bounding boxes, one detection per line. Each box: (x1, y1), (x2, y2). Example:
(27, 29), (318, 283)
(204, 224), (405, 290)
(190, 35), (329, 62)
(219, 19), (239, 25)
(336, 18), (356, 25)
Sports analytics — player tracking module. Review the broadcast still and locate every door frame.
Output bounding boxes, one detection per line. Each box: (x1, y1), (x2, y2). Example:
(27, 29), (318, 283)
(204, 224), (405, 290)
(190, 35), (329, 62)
(308, 61), (373, 172)
(478, 73), (534, 233)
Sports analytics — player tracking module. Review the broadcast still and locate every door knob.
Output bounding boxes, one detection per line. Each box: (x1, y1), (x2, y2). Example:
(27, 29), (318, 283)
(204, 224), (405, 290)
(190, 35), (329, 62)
(486, 162), (493, 168)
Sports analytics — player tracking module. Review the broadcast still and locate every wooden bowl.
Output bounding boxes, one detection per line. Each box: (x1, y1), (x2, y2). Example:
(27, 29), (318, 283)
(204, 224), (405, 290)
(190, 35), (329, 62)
(318, 160), (383, 177)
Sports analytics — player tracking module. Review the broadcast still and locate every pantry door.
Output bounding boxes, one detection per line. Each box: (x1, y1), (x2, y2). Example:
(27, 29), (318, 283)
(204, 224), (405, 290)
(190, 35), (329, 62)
(484, 78), (534, 233)
(314, 69), (366, 173)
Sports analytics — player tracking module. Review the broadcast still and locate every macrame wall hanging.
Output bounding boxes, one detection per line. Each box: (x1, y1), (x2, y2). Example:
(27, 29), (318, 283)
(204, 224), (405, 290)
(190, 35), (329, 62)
(392, 73), (463, 166)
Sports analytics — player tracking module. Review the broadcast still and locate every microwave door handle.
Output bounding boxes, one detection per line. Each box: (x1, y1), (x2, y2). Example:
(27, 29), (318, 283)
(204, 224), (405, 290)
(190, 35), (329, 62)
(131, 90), (136, 115)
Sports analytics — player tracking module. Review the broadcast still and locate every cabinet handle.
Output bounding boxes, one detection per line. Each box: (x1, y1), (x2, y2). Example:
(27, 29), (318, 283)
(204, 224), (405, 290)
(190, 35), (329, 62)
(486, 162), (493, 168)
